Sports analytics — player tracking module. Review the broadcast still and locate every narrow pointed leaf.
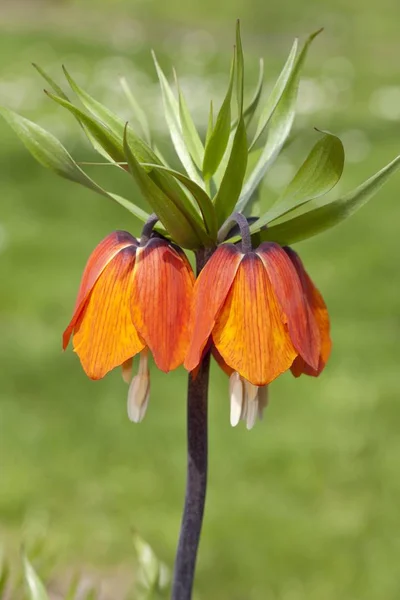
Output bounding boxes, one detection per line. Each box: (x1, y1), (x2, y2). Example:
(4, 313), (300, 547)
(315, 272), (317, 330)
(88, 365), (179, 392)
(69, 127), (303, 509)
(203, 56), (235, 179)
(32, 63), (68, 100)
(63, 66), (125, 137)
(23, 556), (49, 600)
(0, 106), (103, 182)
(46, 88), (187, 211)
(176, 76), (204, 169)
(214, 116), (248, 224)
(120, 76), (152, 145)
(62, 67), (161, 167)
(261, 154), (400, 245)
(235, 20), (244, 114)
(237, 30), (322, 212)
(206, 100), (214, 146)
(152, 53), (202, 186)
(45, 90), (126, 162)
(249, 38), (298, 149)
(232, 58), (264, 129)
(123, 125), (208, 248)
(141, 162), (217, 239)
(33, 64), (114, 161)
(253, 131), (344, 228)
(0, 107), (152, 223)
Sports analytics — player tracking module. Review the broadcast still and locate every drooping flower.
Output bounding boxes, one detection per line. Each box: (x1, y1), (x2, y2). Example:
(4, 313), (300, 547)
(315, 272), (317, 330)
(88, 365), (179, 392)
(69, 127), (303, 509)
(185, 241), (330, 428)
(63, 230), (194, 421)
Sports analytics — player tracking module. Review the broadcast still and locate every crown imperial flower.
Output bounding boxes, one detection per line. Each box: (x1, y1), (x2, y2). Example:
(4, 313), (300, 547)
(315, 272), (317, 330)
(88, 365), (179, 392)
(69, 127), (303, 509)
(63, 228), (194, 421)
(184, 216), (331, 428)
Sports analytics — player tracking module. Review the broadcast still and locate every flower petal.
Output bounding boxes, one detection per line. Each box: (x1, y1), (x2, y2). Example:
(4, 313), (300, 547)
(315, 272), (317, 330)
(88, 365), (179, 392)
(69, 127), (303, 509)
(63, 231), (138, 349)
(285, 247), (332, 377)
(72, 246), (145, 379)
(256, 242), (320, 370)
(184, 244), (243, 372)
(131, 238), (195, 372)
(212, 253), (297, 386)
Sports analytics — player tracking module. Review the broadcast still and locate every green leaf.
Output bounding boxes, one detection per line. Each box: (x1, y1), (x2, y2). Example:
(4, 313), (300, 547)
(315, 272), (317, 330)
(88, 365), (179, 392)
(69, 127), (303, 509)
(0, 107), (152, 224)
(33, 63), (113, 161)
(23, 556), (49, 600)
(237, 30), (322, 213)
(45, 90), (126, 163)
(252, 131), (344, 228)
(120, 76), (152, 145)
(61, 67), (161, 167)
(152, 53), (202, 186)
(235, 20), (244, 114)
(214, 116), (248, 224)
(141, 163), (217, 239)
(32, 63), (69, 100)
(262, 154), (400, 245)
(249, 39), (298, 150)
(0, 106), (99, 183)
(176, 74), (204, 170)
(123, 125), (208, 249)
(202, 55), (235, 179)
(54, 74), (200, 213)
(47, 90), (187, 217)
(205, 100), (214, 146)
(232, 58), (264, 129)
(62, 65), (125, 139)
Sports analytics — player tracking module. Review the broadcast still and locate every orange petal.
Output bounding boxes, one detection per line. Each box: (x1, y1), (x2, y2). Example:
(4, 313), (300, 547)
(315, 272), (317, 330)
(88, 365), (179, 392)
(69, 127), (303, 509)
(184, 244), (243, 372)
(63, 231), (138, 349)
(285, 247), (332, 377)
(72, 246), (145, 380)
(212, 253), (297, 386)
(131, 238), (195, 372)
(256, 242), (320, 370)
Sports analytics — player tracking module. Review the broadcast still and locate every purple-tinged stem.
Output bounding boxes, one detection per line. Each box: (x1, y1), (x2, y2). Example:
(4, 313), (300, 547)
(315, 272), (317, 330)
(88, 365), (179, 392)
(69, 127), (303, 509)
(171, 248), (213, 600)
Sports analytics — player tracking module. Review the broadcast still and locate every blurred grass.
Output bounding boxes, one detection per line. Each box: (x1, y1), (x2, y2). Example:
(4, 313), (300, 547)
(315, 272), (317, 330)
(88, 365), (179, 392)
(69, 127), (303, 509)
(1, 1), (400, 599)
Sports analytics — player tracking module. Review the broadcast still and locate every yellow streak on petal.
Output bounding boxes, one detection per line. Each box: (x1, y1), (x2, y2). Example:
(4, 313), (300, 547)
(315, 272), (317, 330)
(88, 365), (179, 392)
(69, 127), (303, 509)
(213, 253), (297, 386)
(73, 247), (145, 380)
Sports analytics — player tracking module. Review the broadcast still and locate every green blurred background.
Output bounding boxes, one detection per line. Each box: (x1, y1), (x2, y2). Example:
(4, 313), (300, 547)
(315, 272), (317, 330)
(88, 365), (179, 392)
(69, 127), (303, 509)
(1, 0), (400, 598)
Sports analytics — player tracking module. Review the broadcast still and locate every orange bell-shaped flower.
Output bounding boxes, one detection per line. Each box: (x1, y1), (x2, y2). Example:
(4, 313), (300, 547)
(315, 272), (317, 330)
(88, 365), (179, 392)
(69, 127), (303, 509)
(185, 238), (330, 428)
(64, 230), (194, 421)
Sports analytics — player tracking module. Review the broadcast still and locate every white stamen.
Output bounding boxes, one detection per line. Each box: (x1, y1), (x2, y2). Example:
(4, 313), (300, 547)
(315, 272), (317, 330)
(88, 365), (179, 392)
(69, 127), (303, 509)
(243, 380), (259, 430)
(229, 372), (244, 427)
(257, 385), (269, 420)
(127, 352), (150, 423)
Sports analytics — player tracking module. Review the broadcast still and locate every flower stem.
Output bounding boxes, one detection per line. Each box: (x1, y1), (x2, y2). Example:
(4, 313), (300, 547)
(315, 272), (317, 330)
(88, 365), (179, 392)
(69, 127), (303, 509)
(171, 249), (212, 600)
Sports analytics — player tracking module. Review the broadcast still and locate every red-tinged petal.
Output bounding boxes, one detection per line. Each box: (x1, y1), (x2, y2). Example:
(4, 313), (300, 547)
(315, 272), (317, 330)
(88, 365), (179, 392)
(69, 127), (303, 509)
(63, 231), (138, 349)
(184, 244), (243, 372)
(212, 253), (297, 386)
(131, 238), (195, 372)
(256, 242), (320, 370)
(72, 246), (145, 380)
(285, 247), (332, 377)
